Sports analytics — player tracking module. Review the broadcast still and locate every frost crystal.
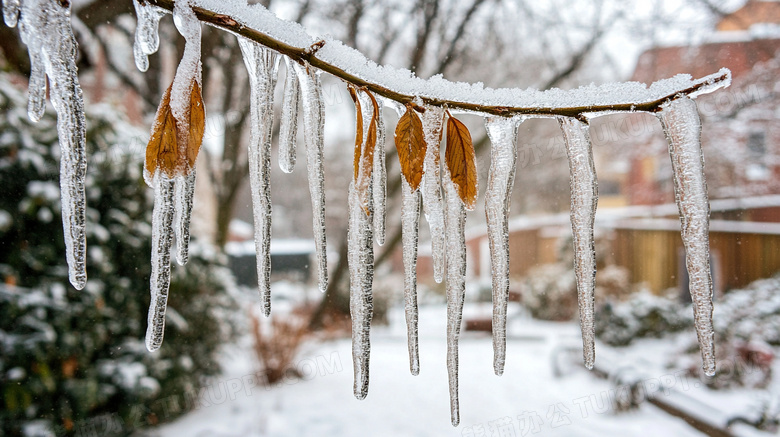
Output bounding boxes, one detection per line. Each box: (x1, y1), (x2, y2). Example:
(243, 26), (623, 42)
(420, 105), (446, 283)
(278, 56), (299, 173)
(401, 179), (421, 375)
(348, 181), (374, 399)
(444, 163), (467, 427)
(239, 38), (279, 316)
(484, 116), (521, 376)
(8, 0), (88, 290)
(559, 117), (598, 370)
(657, 97), (715, 376)
(293, 61), (329, 293)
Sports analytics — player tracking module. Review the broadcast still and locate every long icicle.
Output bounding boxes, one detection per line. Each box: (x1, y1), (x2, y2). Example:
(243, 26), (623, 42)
(238, 38), (279, 316)
(278, 56), (299, 173)
(421, 105), (446, 283)
(293, 61), (329, 293)
(401, 179), (422, 375)
(558, 116), (598, 370)
(484, 116), (521, 376)
(444, 165), (467, 427)
(146, 175), (176, 351)
(8, 0), (88, 290)
(657, 96), (715, 376)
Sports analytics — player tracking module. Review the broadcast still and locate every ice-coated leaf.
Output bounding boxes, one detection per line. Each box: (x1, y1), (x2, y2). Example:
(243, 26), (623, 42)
(445, 112), (478, 210)
(657, 96), (715, 377)
(484, 116), (520, 375)
(558, 116), (598, 370)
(395, 104), (426, 191)
(372, 96), (387, 245)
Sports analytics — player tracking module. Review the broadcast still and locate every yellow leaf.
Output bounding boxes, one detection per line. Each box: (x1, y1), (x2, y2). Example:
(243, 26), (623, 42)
(145, 79), (205, 178)
(394, 104), (426, 190)
(145, 84), (179, 178)
(445, 112), (478, 210)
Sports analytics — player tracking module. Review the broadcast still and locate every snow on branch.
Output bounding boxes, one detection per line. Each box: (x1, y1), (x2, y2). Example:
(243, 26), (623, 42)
(145, 0), (731, 118)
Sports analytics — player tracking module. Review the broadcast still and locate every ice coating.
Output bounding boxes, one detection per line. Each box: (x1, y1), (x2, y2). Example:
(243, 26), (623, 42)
(239, 38), (279, 316)
(444, 166), (467, 427)
(170, 1), (202, 125)
(657, 97), (715, 377)
(278, 56), (299, 173)
(293, 61), (329, 293)
(132, 0), (166, 72)
(348, 181), (374, 399)
(355, 90), (376, 207)
(3, 0), (19, 27)
(146, 175), (176, 352)
(10, 0), (88, 290)
(401, 179), (421, 375)
(420, 105), (446, 283)
(372, 97), (387, 245)
(558, 117), (598, 370)
(484, 116), (520, 376)
(173, 171), (196, 265)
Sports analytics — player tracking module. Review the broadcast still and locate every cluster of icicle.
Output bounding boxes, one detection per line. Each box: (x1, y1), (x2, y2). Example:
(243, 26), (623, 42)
(13, 0), (718, 427)
(4, 0), (88, 290)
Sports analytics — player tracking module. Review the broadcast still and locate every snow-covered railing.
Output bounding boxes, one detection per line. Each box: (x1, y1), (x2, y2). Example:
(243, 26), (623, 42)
(3, 0), (732, 426)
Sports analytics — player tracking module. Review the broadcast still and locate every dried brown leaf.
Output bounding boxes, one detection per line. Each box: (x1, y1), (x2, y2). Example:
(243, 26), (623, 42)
(356, 91), (380, 215)
(145, 80), (205, 179)
(145, 84), (179, 178)
(394, 104), (426, 190)
(445, 112), (478, 210)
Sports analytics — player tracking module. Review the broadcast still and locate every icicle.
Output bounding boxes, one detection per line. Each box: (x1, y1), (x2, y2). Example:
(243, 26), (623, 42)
(13, 0), (88, 289)
(132, 0), (166, 72)
(146, 175), (176, 352)
(348, 181), (374, 399)
(373, 97), (387, 245)
(3, 0), (19, 27)
(401, 179), (421, 375)
(293, 61), (329, 293)
(174, 171), (196, 265)
(657, 97), (715, 377)
(558, 117), (598, 370)
(421, 105), (446, 283)
(278, 56), (299, 173)
(239, 38), (280, 316)
(443, 166), (467, 427)
(166, 0), (203, 270)
(484, 116), (521, 376)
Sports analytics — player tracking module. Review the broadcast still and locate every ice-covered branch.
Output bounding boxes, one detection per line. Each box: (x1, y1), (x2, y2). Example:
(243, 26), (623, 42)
(144, 0), (730, 118)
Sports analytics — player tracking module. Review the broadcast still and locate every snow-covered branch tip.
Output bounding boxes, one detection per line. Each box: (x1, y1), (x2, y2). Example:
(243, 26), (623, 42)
(144, 0), (731, 119)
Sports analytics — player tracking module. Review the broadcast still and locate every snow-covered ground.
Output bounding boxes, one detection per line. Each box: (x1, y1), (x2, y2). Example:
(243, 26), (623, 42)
(144, 299), (779, 437)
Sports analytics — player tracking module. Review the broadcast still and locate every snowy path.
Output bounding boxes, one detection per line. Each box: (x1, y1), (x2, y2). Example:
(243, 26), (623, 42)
(152, 305), (703, 437)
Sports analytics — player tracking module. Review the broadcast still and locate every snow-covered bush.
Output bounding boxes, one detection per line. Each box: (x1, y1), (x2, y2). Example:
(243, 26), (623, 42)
(0, 75), (238, 435)
(595, 291), (692, 346)
(520, 263), (578, 321)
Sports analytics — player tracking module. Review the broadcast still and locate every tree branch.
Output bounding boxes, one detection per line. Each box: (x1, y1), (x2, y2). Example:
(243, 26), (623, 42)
(144, 0), (730, 120)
